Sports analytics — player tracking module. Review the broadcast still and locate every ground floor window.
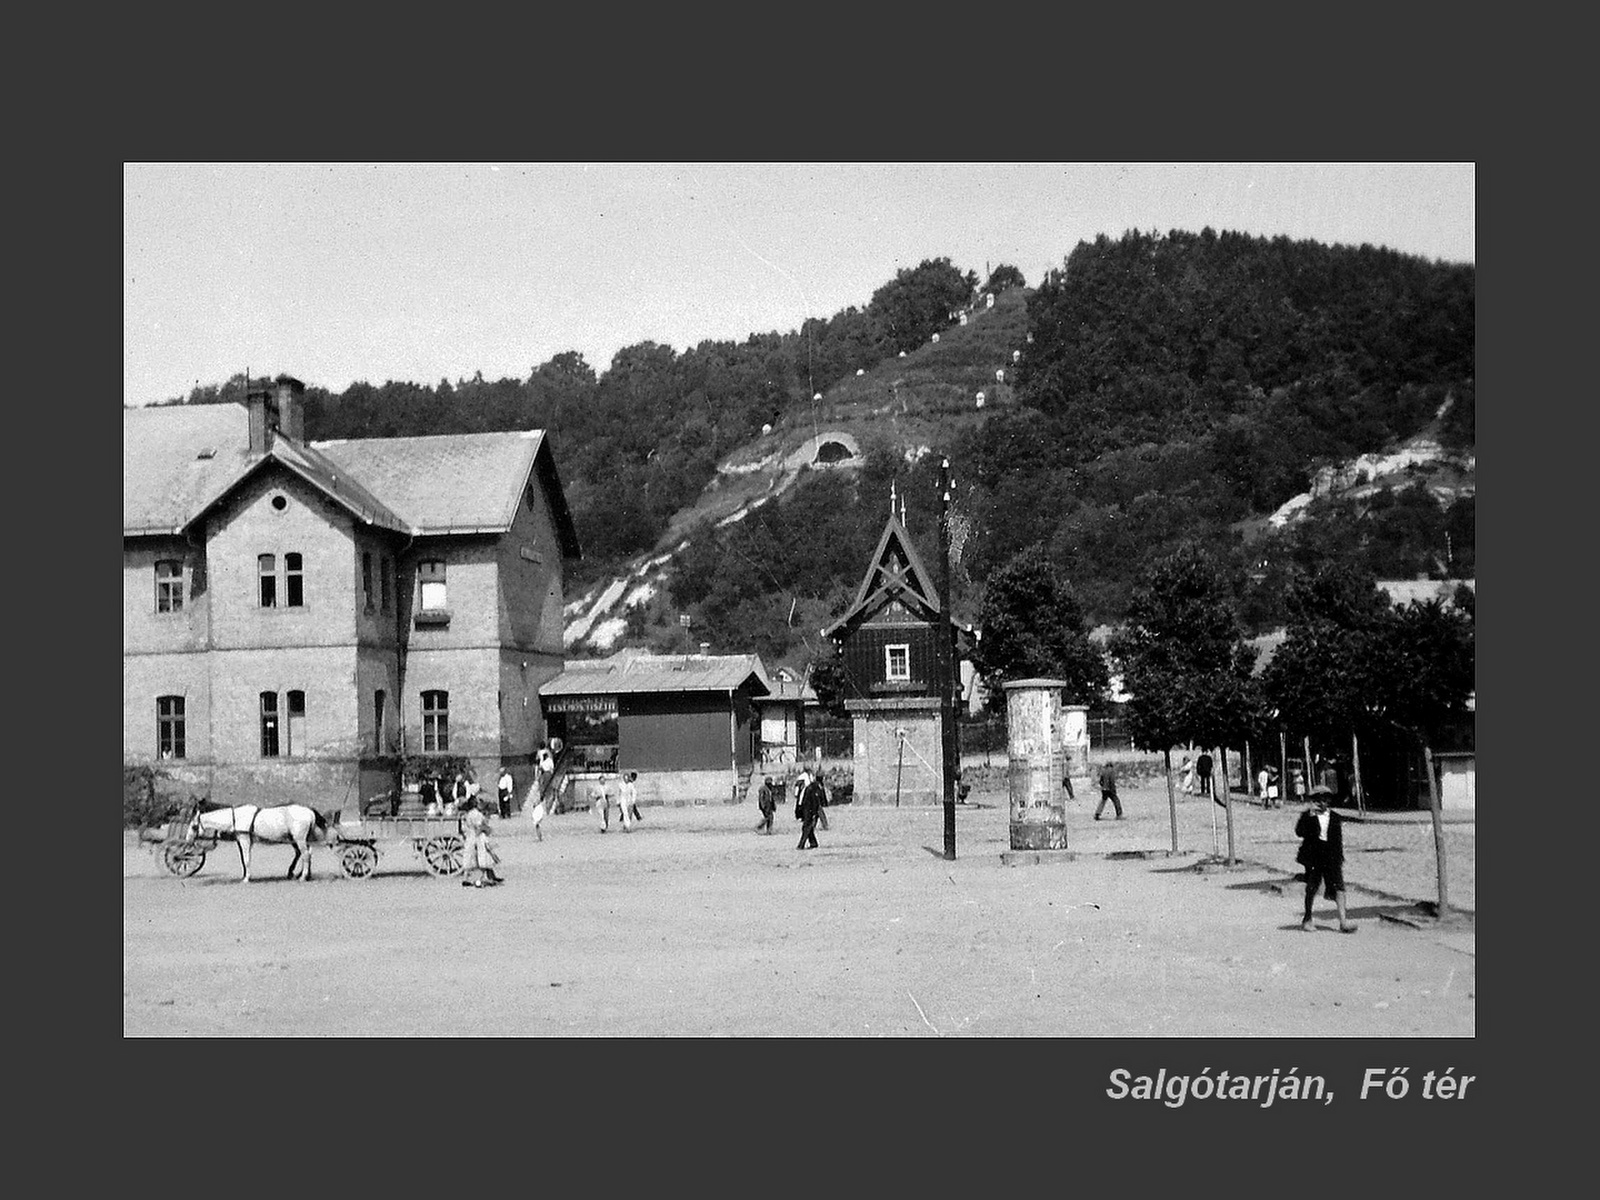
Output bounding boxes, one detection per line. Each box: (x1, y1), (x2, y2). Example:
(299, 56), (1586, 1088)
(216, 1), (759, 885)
(157, 695), (185, 759)
(422, 689), (449, 752)
(287, 689), (305, 756)
(260, 691), (280, 757)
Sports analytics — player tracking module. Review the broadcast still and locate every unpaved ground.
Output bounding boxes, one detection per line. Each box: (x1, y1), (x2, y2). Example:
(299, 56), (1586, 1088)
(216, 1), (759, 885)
(123, 785), (1474, 1037)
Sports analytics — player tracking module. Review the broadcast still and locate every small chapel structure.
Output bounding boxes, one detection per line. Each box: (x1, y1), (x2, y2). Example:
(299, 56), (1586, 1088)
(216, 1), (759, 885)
(820, 487), (962, 805)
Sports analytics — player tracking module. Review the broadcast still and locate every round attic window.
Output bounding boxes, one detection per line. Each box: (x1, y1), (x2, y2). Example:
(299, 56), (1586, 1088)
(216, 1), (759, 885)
(271, 494), (288, 511)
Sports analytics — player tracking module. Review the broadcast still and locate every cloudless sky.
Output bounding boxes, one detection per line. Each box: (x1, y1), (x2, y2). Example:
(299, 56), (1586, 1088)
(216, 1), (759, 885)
(123, 162), (1474, 408)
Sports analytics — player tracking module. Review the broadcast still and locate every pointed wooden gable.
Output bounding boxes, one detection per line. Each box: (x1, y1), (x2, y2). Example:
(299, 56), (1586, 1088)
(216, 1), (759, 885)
(823, 509), (941, 640)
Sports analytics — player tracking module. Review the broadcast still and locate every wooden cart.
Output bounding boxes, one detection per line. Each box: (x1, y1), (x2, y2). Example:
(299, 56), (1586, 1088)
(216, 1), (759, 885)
(331, 815), (467, 880)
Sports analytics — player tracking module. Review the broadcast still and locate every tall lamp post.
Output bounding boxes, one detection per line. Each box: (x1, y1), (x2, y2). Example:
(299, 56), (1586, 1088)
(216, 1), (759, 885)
(939, 456), (957, 861)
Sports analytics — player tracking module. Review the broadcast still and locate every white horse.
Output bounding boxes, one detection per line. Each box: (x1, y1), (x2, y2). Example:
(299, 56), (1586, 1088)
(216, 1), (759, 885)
(187, 803), (329, 882)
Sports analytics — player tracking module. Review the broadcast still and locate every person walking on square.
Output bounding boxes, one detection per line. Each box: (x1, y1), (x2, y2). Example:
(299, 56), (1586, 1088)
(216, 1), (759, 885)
(615, 772), (635, 833)
(460, 796), (503, 887)
(1094, 761), (1123, 820)
(1180, 754), (1196, 795)
(593, 777), (611, 833)
(523, 774), (549, 841)
(1195, 751), (1214, 798)
(796, 769), (824, 850)
(497, 766), (514, 820)
(621, 771), (643, 826)
(1295, 786), (1356, 933)
(756, 775), (777, 833)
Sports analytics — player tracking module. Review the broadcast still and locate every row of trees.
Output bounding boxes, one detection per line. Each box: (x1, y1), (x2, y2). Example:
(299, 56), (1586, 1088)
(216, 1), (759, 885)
(962, 540), (1473, 807)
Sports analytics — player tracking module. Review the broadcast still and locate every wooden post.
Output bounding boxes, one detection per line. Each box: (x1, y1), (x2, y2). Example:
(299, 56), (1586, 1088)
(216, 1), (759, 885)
(1423, 744), (1450, 919)
(1279, 729), (1289, 807)
(894, 730), (905, 808)
(1221, 745), (1236, 866)
(1303, 735), (1315, 798)
(1244, 740), (1254, 801)
(1165, 747), (1178, 854)
(938, 458), (956, 861)
(1351, 730), (1366, 815)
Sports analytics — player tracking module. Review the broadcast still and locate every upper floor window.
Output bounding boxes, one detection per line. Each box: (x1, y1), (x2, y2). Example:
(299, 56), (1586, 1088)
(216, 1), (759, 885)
(260, 691), (280, 757)
(373, 689), (387, 754)
(380, 556), (392, 613)
(258, 552), (305, 608)
(422, 689), (449, 752)
(284, 553), (304, 607)
(156, 695), (185, 759)
(258, 555), (277, 608)
(362, 552), (374, 611)
(885, 643), (911, 682)
(155, 559), (184, 613)
(418, 559), (447, 611)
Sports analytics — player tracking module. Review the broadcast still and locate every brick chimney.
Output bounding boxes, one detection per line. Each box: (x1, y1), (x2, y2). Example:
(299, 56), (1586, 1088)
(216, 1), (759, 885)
(273, 375), (305, 443)
(247, 380), (273, 453)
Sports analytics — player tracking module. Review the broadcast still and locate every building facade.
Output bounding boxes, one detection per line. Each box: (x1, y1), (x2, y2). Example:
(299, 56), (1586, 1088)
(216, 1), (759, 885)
(539, 651), (769, 806)
(821, 499), (960, 805)
(123, 376), (581, 815)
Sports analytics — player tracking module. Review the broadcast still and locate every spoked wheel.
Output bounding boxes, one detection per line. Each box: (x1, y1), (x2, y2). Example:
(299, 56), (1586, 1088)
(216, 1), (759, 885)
(340, 843), (378, 880)
(424, 835), (465, 877)
(161, 842), (206, 878)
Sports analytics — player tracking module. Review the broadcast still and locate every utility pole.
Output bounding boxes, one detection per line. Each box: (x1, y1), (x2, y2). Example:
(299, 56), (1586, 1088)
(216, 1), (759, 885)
(939, 456), (957, 861)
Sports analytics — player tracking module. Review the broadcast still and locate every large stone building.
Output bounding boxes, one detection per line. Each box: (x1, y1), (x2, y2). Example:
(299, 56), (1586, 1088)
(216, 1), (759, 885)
(123, 376), (580, 814)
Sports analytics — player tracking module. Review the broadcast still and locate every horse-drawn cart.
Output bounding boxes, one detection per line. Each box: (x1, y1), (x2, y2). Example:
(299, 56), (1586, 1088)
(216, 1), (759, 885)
(332, 815), (467, 880)
(141, 801), (213, 878)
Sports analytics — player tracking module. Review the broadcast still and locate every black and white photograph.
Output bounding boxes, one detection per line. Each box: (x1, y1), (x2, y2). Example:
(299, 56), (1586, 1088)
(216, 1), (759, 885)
(123, 163), (1475, 1046)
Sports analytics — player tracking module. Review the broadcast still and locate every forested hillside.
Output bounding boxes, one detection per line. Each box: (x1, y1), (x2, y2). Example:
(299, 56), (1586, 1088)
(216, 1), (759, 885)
(149, 232), (1474, 670)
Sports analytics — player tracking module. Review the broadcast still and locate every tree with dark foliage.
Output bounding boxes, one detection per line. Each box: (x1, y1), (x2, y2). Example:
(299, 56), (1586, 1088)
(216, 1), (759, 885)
(972, 546), (1108, 704)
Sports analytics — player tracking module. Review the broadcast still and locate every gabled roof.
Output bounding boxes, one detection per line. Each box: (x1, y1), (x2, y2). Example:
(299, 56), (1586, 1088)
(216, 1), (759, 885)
(123, 405), (253, 536)
(124, 403), (579, 556)
(821, 511), (942, 639)
(540, 652), (770, 698)
(314, 430), (578, 553)
(120, 406), (407, 536)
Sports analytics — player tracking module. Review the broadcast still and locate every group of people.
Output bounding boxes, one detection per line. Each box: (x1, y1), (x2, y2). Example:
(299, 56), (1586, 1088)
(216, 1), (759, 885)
(1179, 752), (1215, 797)
(593, 771), (643, 832)
(754, 769), (830, 849)
(441, 749), (1358, 932)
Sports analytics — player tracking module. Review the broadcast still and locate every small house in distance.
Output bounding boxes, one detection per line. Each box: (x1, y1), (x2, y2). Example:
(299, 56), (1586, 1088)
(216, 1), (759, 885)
(753, 666), (816, 769)
(820, 494), (961, 805)
(539, 650), (770, 806)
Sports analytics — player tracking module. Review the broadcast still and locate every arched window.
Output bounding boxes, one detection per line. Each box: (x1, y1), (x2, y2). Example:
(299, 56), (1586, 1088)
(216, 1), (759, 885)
(287, 689), (305, 756)
(260, 691), (280, 757)
(258, 554), (277, 608)
(422, 689), (449, 752)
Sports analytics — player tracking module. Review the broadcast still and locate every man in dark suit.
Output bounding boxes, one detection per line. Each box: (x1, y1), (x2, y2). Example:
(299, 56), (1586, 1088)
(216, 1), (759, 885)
(1295, 786), (1357, 933)
(796, 770), (825, 850)
(1195, 751), (1214, 798)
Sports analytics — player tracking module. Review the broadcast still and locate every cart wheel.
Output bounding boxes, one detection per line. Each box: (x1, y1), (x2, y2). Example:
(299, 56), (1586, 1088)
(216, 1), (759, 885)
(161, 842), (206, 878)
(424, 834), (465, 877)
(340, 843), (378, 880)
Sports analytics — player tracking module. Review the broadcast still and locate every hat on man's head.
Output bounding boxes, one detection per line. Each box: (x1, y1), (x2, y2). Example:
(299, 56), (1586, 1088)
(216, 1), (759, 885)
(1310, 784), (1334, 797)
